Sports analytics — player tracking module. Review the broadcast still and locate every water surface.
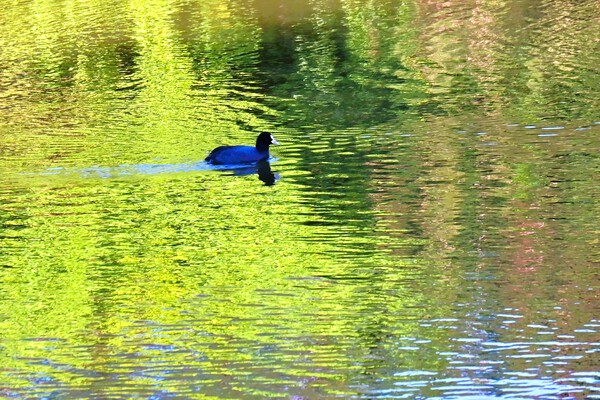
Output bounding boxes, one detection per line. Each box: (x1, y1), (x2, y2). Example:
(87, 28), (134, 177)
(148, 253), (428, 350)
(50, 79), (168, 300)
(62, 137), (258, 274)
(0, 0), (599, 398)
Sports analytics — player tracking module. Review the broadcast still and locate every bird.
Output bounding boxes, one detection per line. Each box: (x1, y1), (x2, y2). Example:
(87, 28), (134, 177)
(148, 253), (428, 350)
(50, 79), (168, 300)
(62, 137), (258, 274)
(205, 132), (279, 165)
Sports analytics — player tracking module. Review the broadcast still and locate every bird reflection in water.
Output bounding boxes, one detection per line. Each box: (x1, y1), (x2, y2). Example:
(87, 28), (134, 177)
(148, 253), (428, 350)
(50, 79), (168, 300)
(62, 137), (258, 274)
(225, 160), (279, 186)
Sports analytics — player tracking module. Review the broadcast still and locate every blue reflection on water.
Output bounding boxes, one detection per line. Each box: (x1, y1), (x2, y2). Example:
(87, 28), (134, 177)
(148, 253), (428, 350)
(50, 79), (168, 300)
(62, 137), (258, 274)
(40, 158), (280, 185)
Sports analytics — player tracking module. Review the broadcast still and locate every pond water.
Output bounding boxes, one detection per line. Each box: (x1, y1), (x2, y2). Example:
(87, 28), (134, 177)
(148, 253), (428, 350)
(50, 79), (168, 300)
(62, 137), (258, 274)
(1, 0), (599, 398)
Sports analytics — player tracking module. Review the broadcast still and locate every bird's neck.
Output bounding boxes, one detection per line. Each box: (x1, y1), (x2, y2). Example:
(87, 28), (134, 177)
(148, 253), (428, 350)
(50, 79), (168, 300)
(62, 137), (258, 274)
(256, 142), (269, 153)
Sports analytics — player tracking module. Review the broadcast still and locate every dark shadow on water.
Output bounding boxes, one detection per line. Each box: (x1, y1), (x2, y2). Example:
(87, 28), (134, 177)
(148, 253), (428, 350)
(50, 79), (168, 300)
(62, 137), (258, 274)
(41, 159), (280, 186)
(222, 160), (279, 186)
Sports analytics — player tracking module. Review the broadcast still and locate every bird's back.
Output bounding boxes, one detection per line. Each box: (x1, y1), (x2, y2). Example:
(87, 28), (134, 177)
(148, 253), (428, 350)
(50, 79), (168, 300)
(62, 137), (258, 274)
(205, 145), (267, 165)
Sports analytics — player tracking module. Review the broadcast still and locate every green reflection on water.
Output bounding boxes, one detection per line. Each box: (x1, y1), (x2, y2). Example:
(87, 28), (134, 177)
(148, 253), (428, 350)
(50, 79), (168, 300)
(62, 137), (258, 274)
(0, 0), (599, 398)
(0, 171), (429, 394)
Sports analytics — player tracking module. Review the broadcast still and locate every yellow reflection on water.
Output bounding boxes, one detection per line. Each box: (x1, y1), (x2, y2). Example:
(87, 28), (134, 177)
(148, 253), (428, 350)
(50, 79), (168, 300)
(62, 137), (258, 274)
(0, 0), (599, 398)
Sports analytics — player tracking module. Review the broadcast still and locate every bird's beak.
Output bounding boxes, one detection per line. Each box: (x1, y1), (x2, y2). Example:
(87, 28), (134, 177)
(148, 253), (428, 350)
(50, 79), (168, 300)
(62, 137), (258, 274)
(271, 136), (280, 145)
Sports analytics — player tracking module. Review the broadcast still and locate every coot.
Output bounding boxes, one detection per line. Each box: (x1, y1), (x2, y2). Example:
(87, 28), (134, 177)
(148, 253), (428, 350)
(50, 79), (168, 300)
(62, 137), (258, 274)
(205, 132), (279, 165)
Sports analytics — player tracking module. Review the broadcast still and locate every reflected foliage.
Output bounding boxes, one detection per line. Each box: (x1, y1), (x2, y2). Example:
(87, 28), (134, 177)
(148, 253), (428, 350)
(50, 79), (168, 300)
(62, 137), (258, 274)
(0, 0), (599, 398)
